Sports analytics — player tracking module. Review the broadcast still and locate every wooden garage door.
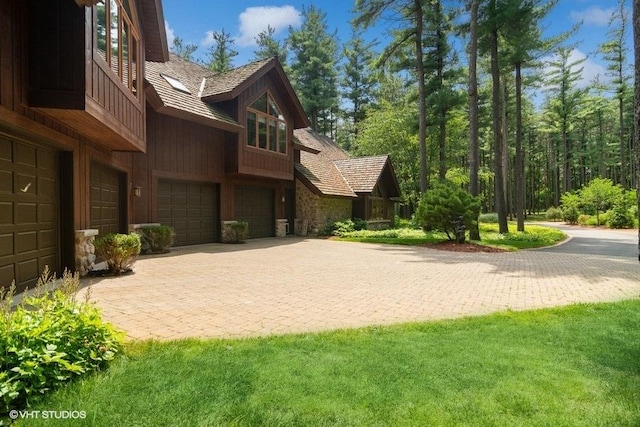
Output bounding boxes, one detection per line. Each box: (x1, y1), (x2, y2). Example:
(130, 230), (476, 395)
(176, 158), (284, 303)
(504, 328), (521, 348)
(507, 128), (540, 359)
(158, 180), (218, 246)
(0, 137), (59, 293)
(235, 186), (274, 238)
(90, 162), (123, 236)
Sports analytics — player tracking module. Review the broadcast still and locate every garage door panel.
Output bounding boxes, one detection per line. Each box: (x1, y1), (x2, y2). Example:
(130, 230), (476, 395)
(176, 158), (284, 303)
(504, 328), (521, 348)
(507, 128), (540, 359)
(16, 203), (37, 224)
(0, 234), (13, 256)
(0, 171), (12, 192)
(90, 163), (122, 236)
(158, 180), (218, 246)
(235, 186), (274, 239)
(0, 139), (59, 293)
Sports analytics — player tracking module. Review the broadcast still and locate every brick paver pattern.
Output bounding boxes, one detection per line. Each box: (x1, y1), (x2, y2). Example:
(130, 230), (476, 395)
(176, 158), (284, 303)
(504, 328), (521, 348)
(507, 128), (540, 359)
(78, 237), (640, 340)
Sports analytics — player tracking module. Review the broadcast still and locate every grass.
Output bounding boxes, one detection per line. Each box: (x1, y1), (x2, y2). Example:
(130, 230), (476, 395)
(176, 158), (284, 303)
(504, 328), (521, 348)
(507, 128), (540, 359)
(336, 222), (566, 251)
(20, 300), (640, 426)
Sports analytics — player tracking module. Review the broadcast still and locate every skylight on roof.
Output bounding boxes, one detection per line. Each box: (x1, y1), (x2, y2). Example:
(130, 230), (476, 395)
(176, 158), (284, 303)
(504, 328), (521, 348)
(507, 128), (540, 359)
(160, 73), (191, 94)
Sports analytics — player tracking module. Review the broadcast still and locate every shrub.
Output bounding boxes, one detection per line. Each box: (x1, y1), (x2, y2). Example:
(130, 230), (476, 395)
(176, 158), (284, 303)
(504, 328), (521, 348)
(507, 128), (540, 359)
(352, 218), (368, 231)
(0, 269), (123, 413)
(607, 200), (635, 229)
(478, 213), (499, 223)
(331, 219), (356, 236)
(578, 214), (591, 226)
(138, 225), (175, 254)
(227, 221), (248, 243)
(414, 180), (480, 241)
(562, 205), (579, 224)
(94, 233), (141, 274)
(545, 207), (563, 222)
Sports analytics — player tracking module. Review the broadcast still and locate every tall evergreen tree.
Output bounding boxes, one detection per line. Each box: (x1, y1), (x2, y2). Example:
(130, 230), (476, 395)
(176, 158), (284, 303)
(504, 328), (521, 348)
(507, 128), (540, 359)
(253, 25), (288, 64)
(599, 0), (631, 188)
(355, 0), (429, 194)
(340, 27), (377, 150)
(633, 0), (640, 261)
(205, 29), (238, 73)
(288, 5), (339, 133)
(172, 37), (198, 61)
(467, 0), (481, 240)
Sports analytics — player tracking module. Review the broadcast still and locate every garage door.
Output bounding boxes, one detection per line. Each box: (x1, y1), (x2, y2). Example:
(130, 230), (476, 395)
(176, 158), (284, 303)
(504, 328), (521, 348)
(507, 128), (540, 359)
(235, 186), (274, 238)
(90, 162), (124, 236)
(0, 137), (59, 292)
(158, 180), (218, 246)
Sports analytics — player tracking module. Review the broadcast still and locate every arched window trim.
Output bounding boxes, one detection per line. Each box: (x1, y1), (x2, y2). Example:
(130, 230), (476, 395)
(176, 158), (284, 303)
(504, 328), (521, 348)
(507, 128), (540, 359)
(246, 91), (288, 155)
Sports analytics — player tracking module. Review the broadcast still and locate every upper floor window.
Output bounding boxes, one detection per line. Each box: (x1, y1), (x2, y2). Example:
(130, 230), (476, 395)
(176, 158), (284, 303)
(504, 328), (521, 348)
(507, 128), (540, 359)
(96, 0), (140, 98)
(246, 93), (287, 154)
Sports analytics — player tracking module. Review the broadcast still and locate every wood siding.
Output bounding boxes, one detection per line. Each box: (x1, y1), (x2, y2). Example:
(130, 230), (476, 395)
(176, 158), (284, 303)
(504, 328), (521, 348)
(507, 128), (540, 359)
(236, 74), (294, 180)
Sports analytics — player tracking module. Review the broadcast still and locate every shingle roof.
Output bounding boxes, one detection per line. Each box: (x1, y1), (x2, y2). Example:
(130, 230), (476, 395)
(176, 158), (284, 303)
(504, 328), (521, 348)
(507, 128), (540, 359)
(145, 54), (239, 128)
(294, 128), (396, 198)
(200, 58), (274, 100)
(334, 156), (390, 193)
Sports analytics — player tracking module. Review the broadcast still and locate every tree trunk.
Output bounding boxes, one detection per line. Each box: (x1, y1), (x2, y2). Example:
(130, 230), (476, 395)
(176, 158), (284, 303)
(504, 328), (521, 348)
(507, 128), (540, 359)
(515, 62), (525, 232)
(633, 0), (640, 261)
(468, 0), (480, 241)
(490, 24), (508, 234)
(415, 0), (428, 194)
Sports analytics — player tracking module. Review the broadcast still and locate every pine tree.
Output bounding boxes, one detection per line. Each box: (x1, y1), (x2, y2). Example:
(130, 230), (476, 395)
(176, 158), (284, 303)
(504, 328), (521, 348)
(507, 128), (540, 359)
(171, 37), (198, 61)
(254, 25), (288, 64)
(205, 29), (238, 73)
(467, 0), (481, 240)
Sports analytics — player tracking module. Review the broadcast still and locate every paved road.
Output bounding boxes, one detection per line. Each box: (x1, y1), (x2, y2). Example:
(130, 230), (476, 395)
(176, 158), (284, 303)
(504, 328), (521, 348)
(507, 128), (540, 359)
(536, 222), (638, 258)
(77, 225), (640, 341)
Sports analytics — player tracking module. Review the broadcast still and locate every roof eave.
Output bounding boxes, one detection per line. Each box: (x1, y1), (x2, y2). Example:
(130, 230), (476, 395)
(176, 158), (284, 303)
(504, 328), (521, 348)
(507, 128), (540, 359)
(139, 0), (169, 62)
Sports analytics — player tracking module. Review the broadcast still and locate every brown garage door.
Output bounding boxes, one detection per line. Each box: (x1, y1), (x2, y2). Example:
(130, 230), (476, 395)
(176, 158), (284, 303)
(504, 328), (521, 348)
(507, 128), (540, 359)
(0, 136), (59, 292)
(235, 186), (274, 238)
(90, 162), (124, 236)
(158, 180), (218, 246)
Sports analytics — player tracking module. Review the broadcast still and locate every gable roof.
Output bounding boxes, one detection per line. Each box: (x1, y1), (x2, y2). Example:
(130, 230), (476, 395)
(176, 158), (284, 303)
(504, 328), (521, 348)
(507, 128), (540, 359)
(294, 128), (401, 199)
(145, 54), (241, 132)
(145, 55), (309, 131)
(200, 57), (308, 129)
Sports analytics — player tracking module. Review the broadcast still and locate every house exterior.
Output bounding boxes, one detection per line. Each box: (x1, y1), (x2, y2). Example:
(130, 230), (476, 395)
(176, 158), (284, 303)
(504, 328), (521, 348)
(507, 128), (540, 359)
(137, 54), (308, 246)
(0, 0), (168, 292)
(294, 128), (401, 234)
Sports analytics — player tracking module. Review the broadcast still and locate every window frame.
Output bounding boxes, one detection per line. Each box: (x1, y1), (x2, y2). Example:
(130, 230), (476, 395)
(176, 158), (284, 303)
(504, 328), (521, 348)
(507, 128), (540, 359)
(95, 0), (141, 99)
(246, 92), (288, 155)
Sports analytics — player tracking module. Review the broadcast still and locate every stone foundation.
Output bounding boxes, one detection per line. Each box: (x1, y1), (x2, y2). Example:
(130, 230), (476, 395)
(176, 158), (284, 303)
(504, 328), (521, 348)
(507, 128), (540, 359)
(221, 220), (248, 243)
(75, 229), (99, 276)
(296, 179), (352, 234)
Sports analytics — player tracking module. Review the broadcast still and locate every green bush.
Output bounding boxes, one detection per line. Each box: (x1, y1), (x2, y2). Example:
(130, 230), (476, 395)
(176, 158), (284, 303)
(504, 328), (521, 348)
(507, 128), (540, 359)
(227, 221), (249, 243)
(607, 201), (635, 229)
(138, 225), (175, 254)
(545, 207), (563, 222)
(0, 269), (123, 413)
(352, 218), (368, 231)
(578, 214), (591, 226)
(414, 180), (480, 241)
(478, 213), (499, 223)
(94, 233), (141, 274)
(330, 219), (356, 236)
(562, 205), (579, 224)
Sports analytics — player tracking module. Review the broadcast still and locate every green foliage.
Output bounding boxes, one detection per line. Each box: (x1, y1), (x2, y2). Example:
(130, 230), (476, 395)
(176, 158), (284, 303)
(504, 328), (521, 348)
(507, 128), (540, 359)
(580, 178), (622, 225)
(414, 180), (480, 241)
(93, 233), (141, 274)
(205, 29), (238, 73)
(545, 207), (563, 221)
(577, 214), (591, 226)
(253, 25), (287, 64)
(478, 213), (499, 223)
(0, 269), (123, 413)
(138, 226), (175, 254)
(171, 36), (198, 61)
(561, 205), (579, 224)
(607, 195), (635, 229)
(227, 221), (249, 243)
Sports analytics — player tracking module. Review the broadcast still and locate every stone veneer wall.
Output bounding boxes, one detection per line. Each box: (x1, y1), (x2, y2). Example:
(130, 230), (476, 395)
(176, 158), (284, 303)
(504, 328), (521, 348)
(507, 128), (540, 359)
(295, 179), (352, 234)
(75, 229), (98, 276)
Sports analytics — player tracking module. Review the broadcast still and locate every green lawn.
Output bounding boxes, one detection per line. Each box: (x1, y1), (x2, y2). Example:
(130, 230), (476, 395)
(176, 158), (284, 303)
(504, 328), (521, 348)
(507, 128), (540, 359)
(336, 222), (566, 250)
(22, 300), (640, 426)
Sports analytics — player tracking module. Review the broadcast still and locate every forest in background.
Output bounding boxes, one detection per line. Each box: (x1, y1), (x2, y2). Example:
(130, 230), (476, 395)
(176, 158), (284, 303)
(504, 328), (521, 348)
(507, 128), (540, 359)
(172, 0), (638, 234)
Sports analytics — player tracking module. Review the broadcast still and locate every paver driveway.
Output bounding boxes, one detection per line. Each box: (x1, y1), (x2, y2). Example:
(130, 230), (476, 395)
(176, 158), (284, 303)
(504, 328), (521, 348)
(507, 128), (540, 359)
(78, 229), (640, 340)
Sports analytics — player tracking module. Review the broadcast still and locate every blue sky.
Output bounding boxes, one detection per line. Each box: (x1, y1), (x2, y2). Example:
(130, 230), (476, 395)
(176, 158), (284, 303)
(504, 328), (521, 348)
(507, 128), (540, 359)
(162, 0), (632, 89)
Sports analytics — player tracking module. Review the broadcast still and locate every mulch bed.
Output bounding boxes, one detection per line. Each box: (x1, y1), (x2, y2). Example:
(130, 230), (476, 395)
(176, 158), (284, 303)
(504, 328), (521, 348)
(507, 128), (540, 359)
(424, 241), (507, 253)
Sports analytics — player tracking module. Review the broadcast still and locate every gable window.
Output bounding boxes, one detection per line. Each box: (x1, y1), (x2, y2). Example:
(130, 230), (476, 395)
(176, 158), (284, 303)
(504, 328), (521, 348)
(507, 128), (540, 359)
(96, 0), (140, 98)
(246, 93), (287, 154)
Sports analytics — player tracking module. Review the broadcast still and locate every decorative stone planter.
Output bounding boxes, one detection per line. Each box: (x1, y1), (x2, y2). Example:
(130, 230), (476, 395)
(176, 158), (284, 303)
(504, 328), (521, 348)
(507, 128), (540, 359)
(75, 229), (99, 276)
(276, 219), (288, 237)
(366, 220), (391, 230)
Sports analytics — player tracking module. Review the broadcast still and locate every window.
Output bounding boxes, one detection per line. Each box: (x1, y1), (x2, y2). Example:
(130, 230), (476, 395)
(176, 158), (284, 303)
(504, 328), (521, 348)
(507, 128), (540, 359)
(246, 93), (287, 154)
(95, 0), (140, 98)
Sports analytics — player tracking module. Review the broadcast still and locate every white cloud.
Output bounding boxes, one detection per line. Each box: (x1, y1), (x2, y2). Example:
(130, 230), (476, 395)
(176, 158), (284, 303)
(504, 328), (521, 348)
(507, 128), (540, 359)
(236, 5), (302, 47)
(569, 6), (615, 27)
(165, 20), (176, 48)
